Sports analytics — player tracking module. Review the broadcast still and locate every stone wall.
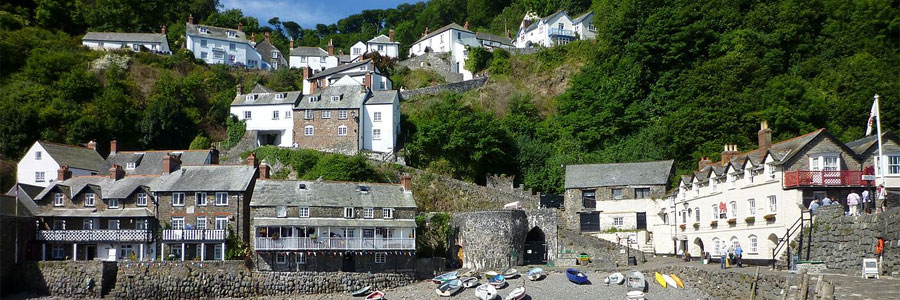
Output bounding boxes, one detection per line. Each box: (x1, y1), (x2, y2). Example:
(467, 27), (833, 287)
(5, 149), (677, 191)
(649, 265), (792, 300)
(451, 210), (528, 270)
(396, 52), (462, 83)
(400, 77), (488, 99)
(807, 205), (900, 275)
(292, 108), (361, 155)
(12, 261), (110, 298)
(410, 170), (540, 212)
(526, 209), (559, 263)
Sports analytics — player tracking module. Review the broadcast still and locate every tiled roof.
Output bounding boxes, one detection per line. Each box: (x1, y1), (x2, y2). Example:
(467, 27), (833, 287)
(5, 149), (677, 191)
(415, 23), (472, 44)
(83, 32), (167, 44)
(38, 141), (106, 172)
(152, 165), (256, 192)
(290, 46), (328, 56)
(250, 179), (416, 208)
(232, 90), (300, 106)
(294, 85), (368, 110)
(104, 150), (213, 175)
(572, 11), (594, 23)
(475, 32), (513, 46)
(186, 23), (249, 43)
(367, 34), (398, 44)
(308, 60), (371, 80)
(564, 160), (674, 189)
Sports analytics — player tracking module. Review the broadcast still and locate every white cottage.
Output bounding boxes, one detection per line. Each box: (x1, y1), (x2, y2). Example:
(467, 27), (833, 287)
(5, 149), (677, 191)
(515, 10), (595, 48)
(230, 84), (299, 147)
(365, 31), (400, 58)
(302, 60), (392, 95)
(82, 31), (170, 53)
(408, 22), (513, 80)
(17, 141), (106, 187)
(185, 17), (264, 69)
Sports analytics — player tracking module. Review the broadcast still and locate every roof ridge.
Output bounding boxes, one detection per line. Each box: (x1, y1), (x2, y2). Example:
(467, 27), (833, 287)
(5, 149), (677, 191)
(189, 23), (244, 33)
(38, 140), (95, 150)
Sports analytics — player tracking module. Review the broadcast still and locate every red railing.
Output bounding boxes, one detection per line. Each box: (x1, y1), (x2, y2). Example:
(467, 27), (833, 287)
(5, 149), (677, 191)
(783, 170), (864, 187)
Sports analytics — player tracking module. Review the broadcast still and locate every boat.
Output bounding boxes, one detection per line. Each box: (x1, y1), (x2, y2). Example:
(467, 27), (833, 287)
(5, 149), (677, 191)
(502, 267), (519, 279)
(625, 290), (646, 300)
(627, 272), (646, 292)
(484, 271), (499, 280)
(566, 268), (589, 284)
(432, 271), (458, 284)
(670, 274), (685, 288)
(505, 286), (526, 300)
(527, 267), (545, 281)
(604, 272), (625, 285)
(435, 279), (463, 297)
(488, 275), (507, 288)
(654, 272), (667, 288)
(461, 276), (480, 288)
(475, 284), (498, 300)
(662, 274), (677, 288)
(351, 286), (371, 296)
(365, 291), (385, 300)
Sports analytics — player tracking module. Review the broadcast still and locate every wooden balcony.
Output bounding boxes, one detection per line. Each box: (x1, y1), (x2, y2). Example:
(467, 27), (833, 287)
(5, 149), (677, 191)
(36, 229), (152, 242)
(162, 229), (226, 242)
(254, 237), (415, 251)
(783, 170), (865, 187)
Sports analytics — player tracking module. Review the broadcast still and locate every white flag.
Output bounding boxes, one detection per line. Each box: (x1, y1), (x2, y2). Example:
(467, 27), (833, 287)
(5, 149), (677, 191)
(866, 98), (878, 136)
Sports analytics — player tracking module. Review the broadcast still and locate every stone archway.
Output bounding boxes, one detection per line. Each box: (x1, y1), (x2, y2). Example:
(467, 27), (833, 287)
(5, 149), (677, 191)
(768, 233), (779, 257)
(692, 237), (705, 258)
(524, 227), (547, 265)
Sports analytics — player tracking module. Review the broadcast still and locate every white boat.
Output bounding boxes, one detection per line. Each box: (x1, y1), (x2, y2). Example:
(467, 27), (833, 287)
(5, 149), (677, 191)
(505, 286), (526, 300)
(662, 274), (678, 288)
(605, 272), (625, 285)
(435, 279), (462, 297)
(527, 267), (545, 281)
(484, 271), (499, 280)
(502, 268), (519, 279)
(432, 271), (458, 284)
(627, 271), (646, 292)
(461, 276), (479, 288)
(351, 285), (371, 296)
(365, 291), (385, 300)
(625, 290), (645, 300)
(475, 283), (498, 300)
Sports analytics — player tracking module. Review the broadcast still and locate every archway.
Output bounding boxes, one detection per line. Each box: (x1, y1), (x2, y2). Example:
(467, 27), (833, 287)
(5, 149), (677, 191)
(768, 233), (779, 258)
(524, 227), (547, 265)
(692, 237), (705, 258)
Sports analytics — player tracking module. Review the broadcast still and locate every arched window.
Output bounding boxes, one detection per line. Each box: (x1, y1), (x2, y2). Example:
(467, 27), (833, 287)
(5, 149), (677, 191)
(712, 238), (721, 255)
(730, 236), (739, 252)
(304, 125), (314, 136)
(749, 235), (758, 254)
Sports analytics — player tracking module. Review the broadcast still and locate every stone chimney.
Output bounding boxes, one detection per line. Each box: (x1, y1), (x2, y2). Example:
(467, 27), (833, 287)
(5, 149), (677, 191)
(698, 157), (713, 170)
(162, 155), (181, 174)
(259, 162), (270, 180)
(188, 14), (193, 25)
(57, 165), (72, 182)
(289, 38), (294, 49)
(364, 72), (372, 89)
(87, 140), (97, 151)
(389, 30), (394, 42)
(209, 146), (219, 164)
(506, 29), (511, 39)
(247, 152), (259, 168)
(464, 21), (469, 30)
(109, 165), (125, 180)
(264, 31), (270, 42)
(238, 22), (243, 32)
(721, 145), (739, 164)
(327, 39), (334, 56)
(758, 121), (772, 150)
(400, 173), (412, 192)
(109, 140), (118, 154)
(250, 32), (255, 43)
(237, 82), (243, 95)
(161, 25), (167, 35)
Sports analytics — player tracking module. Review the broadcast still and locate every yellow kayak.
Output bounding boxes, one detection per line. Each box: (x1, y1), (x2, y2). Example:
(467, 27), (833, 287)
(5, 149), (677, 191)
(670, 274), (685, 288)
(654, 272), (667, 288)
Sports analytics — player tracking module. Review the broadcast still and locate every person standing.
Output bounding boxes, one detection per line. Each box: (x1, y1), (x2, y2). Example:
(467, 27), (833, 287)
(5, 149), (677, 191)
(720, 244), (728, 269)
(809, 197), (820, 214)
(877, 184), (888, 213)
(862, 189), (871, 214)
(822, 195), (833, 206)
(735, 243), (743, 268)
(847, 191), (861, 216)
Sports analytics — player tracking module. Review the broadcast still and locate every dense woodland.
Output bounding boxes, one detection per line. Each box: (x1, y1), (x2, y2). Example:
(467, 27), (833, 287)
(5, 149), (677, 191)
(1, 0), (898, 195)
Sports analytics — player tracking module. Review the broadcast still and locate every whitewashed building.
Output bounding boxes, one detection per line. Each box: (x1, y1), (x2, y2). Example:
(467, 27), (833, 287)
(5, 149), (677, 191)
(302, 60), (392, 95)
(185, 18), (263, 69)
(572, 12), (596, 40)
(82, 31), (170, 53)
(230, 84), (299, 147)
(408, 22), (513, 80)
(365, 32), (400, 58)
(514, 10), (595, 48)
(17, 141), (106, 187)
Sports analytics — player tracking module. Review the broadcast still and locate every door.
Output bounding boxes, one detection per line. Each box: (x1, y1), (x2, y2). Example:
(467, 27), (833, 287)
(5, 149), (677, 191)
(524, 227), (547, 265)
(579, 213), (600, 232)
(341, 254), (355, 272)
(85, 245), (96, 260)
(636, 212), (647, 230)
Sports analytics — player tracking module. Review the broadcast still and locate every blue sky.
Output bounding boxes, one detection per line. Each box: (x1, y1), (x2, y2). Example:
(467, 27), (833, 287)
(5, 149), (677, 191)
(221, 0), (416, 28)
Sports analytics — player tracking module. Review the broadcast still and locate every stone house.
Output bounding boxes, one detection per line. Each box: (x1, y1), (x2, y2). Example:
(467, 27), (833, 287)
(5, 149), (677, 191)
(249, 172), (416, 272)
(847, 132), (900, 190)
(230, 84), (300, 147)
(254, 32), (288, 70)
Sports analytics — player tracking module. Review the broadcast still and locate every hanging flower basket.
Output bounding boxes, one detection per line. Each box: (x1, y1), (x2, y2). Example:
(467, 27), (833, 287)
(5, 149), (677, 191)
(679, 224), (687, 230)
(764, 214), (776, 221)
(709, 220), (718, 227)
(727, 218), (737, 224)
(693, 223), (700, 229)
(745, 216), (755, 223)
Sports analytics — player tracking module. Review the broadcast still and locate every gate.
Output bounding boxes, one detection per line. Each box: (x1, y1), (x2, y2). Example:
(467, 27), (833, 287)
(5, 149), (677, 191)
(524, 227), (547, 265)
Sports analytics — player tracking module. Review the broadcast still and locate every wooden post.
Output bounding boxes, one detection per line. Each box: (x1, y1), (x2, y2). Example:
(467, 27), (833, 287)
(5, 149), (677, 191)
(814, 274), (823, 298)
(798, 270), (810, 300)
(750, 266), (761, 300)
(821, 281), (835, 300)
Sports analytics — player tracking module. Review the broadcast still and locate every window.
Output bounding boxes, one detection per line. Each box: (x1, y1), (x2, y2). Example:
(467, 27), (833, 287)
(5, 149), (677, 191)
(731, 237), (739, 253)
(372, 129), (381, 140)
(378, 45), (384, 51)
(304, 125), (314, 136)
(373, 112), (382, 122)
(382, 208), (394, 219)
(285, 111), (292, 119)
(248, 60), (257, 67)
(83, 219), (93, 230)
(108, 220), (120, 230)
(713, 238), (721, 255)
(298, 206), (310, 218)
(201, 52), (208, 59)
(35, 151), (41, 160)
(53, 220), (65, 230)
(353, 48), (360, 55)
(85, 193), (95, 207)
(344, 207), (355, 218)
(611, 188), (623, 200)
(243, 111), (251, 119)
(272, 52), (278, 58)
(337, 125), (348, 136)
(338, 110), (348, 119)
(172, 193), (185, 206)
(215, 192), (228, 206)
(213, 244), (223, 260)
(276, 206), (287, 218)
(35, 172), (45, 182)
(581, 190), (596, 209)
(747, 199), (755, 215)
(301, 56), (307, 62)
(363, 208), (374, 219)
(768, 195), (777, 213)
(52, 245), (64, 259)
(375, 252), (386, 263)
(823, 157), (839, 171)
(730, 201), (737, 218)
(613, 217), (624, 226)
(172, 217), (185, 230)
(634, 188), (650, 198)
(195, 217), (206, 230)
(215, 217), (227, 230)
(109, 197), (119, 208)
(132, 44), (141, 51)
(213, 52), (223, 59)
(379, 80), (385, 89)
(296, 252), (306, 264)
(749, 235), (758, 253)
(331, 96), (340, 102)
(229, 43), (236, 51)
(126, 162), (136, 169)
(200, 39), (207, 47)
(54, 193), (64, 206)
(889, 155), (900, 174)
(272, 110), (280, 120)
(275, 93), (284, 100)
(136, 219), (148, 230)
(229, 55), (235, 62)
(305, 110), (314, 119)
(322, 111), (331, 119)
(712, 204), (719, 220)
(276, 253), (287, 264)
(695, 207), (700, 222)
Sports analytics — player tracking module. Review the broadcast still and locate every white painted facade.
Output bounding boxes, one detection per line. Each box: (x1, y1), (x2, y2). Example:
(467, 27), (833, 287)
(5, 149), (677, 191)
(185, 25), (264, 69)
(572, 13), (597, 40)
(515, 11), (589, 48)
(82, 38), (170, 53)
(303, 61), (392, 94)
(230, 102), (295, 147)
(366, 34), (400, 58)
(362, 98), (400, 153)
(409, 27), (474, 57)
(94, 242), (156, 261)
(289, 50), (331, 70)
(350, 41), (367, 58)
(17, 142), (97, 187)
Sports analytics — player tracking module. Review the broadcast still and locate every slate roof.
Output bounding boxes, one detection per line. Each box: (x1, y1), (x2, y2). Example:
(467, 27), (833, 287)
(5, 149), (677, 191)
(231, 90), (301, 106)
(415, 23), (472, 44)
(83, 32), (168, 43)
(103, 150), (213, 175)
(572, 11), (594, 23)
(38, 141), (106, 172)
(294, 85), (368, 110)
(367, 34), (398, 44)
(255, 217), (416, 228)
(564, 160), (674, 189)
(152, 165), (256, 192)
(251, 84), (276, 94)
(2, 185), (40, 216)
(290, 46), (328, 57)
(846, 133), (899, 155)
(475, 32), (513, 46)
(250, 179), (416, 208)
(37, 207), (152, 218)
(36, 175), (157, 200)
(521, 10), (568, 34)
(368, 90), (398, 105)
(308, 60), (371, 80)
(186, 23), (249, 43)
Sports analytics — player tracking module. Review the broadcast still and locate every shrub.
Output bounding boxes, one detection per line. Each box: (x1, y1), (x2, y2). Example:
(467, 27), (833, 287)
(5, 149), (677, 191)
(222, 116), (246, 149)
(189, 134), (211, 150)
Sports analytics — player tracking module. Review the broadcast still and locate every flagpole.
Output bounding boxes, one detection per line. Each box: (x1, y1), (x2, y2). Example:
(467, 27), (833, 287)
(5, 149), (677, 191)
(875, 94), (886, 186)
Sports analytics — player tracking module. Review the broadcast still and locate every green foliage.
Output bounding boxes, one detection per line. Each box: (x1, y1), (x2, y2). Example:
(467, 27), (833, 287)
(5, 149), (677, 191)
(488, 49), (512, 75)
(189, 134), (211, 150)
(464, 47), (492, 74)
(225, 225), (251, 260)
(222, 116), (246, 149)
(391, 67), (446, 89)
(244, 146), (389, 183)
(415, 213), (452, 258)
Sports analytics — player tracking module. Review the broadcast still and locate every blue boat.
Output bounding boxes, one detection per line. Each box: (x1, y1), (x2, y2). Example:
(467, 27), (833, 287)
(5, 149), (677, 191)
(488, 274), (507, 288)
(566, 268), (589, 284)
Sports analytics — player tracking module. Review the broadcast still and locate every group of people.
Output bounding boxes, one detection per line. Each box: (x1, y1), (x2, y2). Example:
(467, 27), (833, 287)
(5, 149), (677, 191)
(808, 184), (889, 216)
(719, 243), (743, 269)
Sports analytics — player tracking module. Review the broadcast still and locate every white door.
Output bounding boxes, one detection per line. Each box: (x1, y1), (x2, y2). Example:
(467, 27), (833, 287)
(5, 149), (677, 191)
(107, 248), (117, 261)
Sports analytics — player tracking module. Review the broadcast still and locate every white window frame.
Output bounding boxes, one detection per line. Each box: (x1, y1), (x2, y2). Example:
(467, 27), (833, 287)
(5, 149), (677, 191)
(196, 217), (207, 230)
(276, 206), (287, 218)
(611, 188), (623, 200)
(713, 238), (721, 255)
(322, 111), (331, 119)
(296, 252), (306, 264)
(373, 112), (382, 122)
(85, 193), (95, 207)
(172, 193), (185, 207)
(215, 216), (227, 230)
(54, 193), (64, 206)
(136, 219), (148, 230)
(747, 199), (755, 216)
(768, 195), (777, 213)
(108, 197), (119, 208)
(108, 219), (120, 230)
(730, 201), (737, 218)
(272, 110), (280, 120)
(301, 56), (307, 63)
(372, 129), (381, 140)
(83, 219), (93, 230)
(695, 207), (700, 222)
(749, 235), (758, 254)
(344, 207), (355, 218)
(305, 109), (314, 119)
(382, 208), (394, 219)
(888, 155), (900, 175)
(35, 151), (42, 160)
(330, 96), (340, 102)
(338, 125), (348, 136)
(375, 252), (386, 263)
(276, 252), (287, 264)
(338, 110), (348, 119)
(712, 204), (719, 220)
(304, 125), (314, 136)
(126, 162), (136, 169)
(243, 111), (251, 119)
(53, 219), (65, 230)
(271, 51), (278, 59)
(284, 110), (292, 119)
(613, 217), (624, 226)
(196, 192), (207, 206)
(363, 208), (374, 219)
(214, 244), (223, 260)
(171, 217), (185, 230)
(136, 193), (147, 206)
(215, 192), (228, 206)
(298, 206), (310, 218)
(35, 171), (45, 182)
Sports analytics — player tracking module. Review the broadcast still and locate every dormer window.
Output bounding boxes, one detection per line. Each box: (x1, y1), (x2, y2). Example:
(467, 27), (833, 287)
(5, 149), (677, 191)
(199, 27), (209, 34)
(246, 94), (255, 101)
(359, 185), (370, 193)
(275, 93), (285, 99)
(126, 162), (136, 169)
(331, 96), (340, 102)
(298, 183), (307, 190)
(308, 96), (318, 102)
(227, 31), (237, 38)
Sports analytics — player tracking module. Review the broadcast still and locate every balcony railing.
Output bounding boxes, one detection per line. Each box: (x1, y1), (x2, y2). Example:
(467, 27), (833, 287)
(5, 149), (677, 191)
(254, 237), (415, 251)
(162, 229), (226, 241)
(783, 170), (865, 187)
(36, 229), (152, 242)
(549, 28), (574, 37)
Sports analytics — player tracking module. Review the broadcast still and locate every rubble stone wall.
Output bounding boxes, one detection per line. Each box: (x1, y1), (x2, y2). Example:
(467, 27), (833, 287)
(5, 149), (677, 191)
(808, 205), (900, 275)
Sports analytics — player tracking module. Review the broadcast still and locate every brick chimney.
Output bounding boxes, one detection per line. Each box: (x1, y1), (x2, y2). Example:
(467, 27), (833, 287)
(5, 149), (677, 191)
(109, 164), (125, 180)
(364, 72), (372, 89)
(57, 165), (72, 181)
(389, 30), (394, 42)
(698, 157), (713, 170)
(188, 14), (193, 25)
(506, 29), (511, 39)
(464, 21), (469, 30)
(247, 152), (259, 168)
(721, 144), (739, 164)
(87, 140), (97, 151)
(259, 162), (270, 179)
(238, 22), (243, 32)
(250, 32), (255, 43)
(237, 82), (243, 95)
(109, 140), (118, 154)
(328, 39), (334, 56)
(423, 27), (429, 37)
(400, 173), (412, 192)
(162, 155), (181, 174)
(161, 25), (167, 35)
(758, 121), (772, 150)
(209, 146), (219, 164)
(264, 31), (270, 42)
(289, 37), (294, 49)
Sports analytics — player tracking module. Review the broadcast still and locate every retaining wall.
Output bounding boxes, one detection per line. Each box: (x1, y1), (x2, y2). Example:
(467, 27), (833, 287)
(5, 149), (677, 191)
(400, 77), (488, 99)
(808, 205), (900, 275)
(650, 265), (792, 300)
(451, 210), (528, 270)
(12, 261), (111, 298)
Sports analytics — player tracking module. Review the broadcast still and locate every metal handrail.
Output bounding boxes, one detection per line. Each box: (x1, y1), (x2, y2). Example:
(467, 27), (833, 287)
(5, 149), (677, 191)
(771, 210), (811, 269)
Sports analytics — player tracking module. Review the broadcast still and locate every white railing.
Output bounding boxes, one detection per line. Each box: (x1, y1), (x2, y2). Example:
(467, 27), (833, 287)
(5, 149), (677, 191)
(254, 237), (415, 251)
(162, 229), (226, 241)
(36, 230), (152, 242)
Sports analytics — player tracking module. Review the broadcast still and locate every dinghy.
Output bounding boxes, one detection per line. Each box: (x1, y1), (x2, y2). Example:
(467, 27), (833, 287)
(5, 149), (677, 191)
(670, 274), (685, 288)
(604, 272), (625, 285)
(502, 268), (519, 279)
(484, 271), (499, 280)
(505, 286), (526, 300)
(475, 283), (498, 300)
(432, 271), (458, 284)
(435, 279), (463, 297)
(566, 268), (589, 284)
(461, 276), (480, 288)
(625, 290), (646, 300)
(627, 272), (646, 292)
(654, 272), (667, 288)
(488, 275), (507, 288)
(365, 291), (385, 300)
(662, 274), (677, 288)
(351, 286), (371, 296)
(527, 268), (545, 281)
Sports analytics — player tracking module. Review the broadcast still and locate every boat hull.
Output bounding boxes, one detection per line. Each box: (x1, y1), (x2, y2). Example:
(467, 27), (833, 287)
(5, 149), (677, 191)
(566, 268), (589, 284)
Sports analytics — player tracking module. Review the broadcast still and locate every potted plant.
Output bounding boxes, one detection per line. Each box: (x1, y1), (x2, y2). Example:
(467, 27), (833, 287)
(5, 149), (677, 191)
(272, 232), (280, 240)
(727, 218), (737, 225)
(679, 224), (687, 230)
(692, 222), (700, 229)
(764, 214), (776, 221)
(710, 220), (718, 227)
(745, 216), (755, 223)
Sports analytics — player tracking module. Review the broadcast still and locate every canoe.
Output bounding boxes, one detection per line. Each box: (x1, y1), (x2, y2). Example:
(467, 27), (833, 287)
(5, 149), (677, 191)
(351, 285), (371, 296)
(625, 290), (645, 300)
(484, 271), (499, 280)
(502, 267), (519, 279)
(566, 268), (589, 284)
(670, 274), (685, 288)
(488, 275), (507, 288)
(505, 286), (526, 300)
(527, 267), (544, 281)
(604, 272), (625, 285)
(365, 291), (385, 300)
(627, 271), (646, 292)
(461, 276), (480, 288)
(432, 271), (458, 284)
(475, 283), (498, 300)
(662, 274), (677, 288)
(435, 279), (462, 297)
(654, 272), (667, 288)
